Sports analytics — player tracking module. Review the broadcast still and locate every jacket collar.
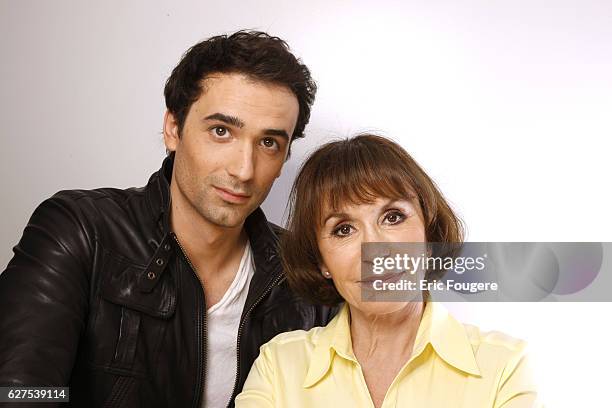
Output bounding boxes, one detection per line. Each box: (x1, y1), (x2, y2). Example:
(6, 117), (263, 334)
(303, 301), (481, 388)
(144, 154), (173, 238)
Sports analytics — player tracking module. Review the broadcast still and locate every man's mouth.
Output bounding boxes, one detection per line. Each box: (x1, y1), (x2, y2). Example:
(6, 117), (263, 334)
(213, 186), (252, 204)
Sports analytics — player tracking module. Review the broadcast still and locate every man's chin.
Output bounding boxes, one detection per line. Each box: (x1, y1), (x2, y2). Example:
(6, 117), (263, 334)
(199, 205), (253, 229)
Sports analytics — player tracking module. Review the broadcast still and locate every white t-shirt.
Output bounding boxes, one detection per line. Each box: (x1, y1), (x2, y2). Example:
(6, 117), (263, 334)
(202, 243), (254, 408)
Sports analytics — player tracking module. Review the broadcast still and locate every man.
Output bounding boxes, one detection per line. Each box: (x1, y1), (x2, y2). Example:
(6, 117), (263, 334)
(0, 31), (336, 407)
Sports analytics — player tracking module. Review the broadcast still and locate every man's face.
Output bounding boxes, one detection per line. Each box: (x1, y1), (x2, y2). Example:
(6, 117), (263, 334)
(164, 72), (299, 228)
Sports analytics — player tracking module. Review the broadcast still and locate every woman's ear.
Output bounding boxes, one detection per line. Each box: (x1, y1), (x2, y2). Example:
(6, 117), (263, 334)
(320, 264), (332, 279)
(426, 243), (433, 258)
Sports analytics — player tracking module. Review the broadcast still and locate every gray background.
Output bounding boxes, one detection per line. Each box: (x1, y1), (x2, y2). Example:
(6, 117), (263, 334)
(1, 1), (611, 405)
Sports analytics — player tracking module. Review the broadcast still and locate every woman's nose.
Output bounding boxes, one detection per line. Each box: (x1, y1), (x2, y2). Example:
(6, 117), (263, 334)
(362, 226), (384, 243)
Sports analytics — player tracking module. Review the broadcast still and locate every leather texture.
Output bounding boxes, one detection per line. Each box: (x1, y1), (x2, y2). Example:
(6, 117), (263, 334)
(0, 156), (337, 408)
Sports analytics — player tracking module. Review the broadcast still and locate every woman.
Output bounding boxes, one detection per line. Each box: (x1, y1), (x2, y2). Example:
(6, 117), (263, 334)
(236, 134), (541, 407)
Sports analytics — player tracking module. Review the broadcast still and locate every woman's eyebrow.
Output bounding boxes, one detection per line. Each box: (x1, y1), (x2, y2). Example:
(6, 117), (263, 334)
(323, 212), (349, 225)
(375, 198), (405, 210)
(386, 195), (417, 206)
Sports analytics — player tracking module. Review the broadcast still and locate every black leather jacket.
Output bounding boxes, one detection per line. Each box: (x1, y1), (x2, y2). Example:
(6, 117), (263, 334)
(0, 156), (337, 407)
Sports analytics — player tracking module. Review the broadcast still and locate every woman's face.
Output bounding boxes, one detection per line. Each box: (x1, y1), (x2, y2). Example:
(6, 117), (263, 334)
(317, 197), (426, 315)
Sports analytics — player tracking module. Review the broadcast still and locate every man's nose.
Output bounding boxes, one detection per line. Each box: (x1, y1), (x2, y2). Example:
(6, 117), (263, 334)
(226, 141), (255, 182)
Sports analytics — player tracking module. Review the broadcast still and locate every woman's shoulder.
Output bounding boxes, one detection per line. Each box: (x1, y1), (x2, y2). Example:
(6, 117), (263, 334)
(463, 323), (529, 353)
(252, 325), (332, 384)
(433, 302), (530, 361)
(459, 323), (540, 404)
(259, 325), (328, 356)
(260, 305), (346, 357)
(461, 322), (533, 376)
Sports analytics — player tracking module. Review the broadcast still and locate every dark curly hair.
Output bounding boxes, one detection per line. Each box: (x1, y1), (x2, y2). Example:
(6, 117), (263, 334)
(164, 30), (316, 150)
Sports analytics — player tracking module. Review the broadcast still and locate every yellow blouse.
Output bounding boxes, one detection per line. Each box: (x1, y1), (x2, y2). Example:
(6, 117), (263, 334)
(236, 301), (542, 408)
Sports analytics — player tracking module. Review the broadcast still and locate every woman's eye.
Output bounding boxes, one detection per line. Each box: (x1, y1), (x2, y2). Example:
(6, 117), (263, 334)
(383, 211), (406, 225)
(332, 224), (354, 237)
(261, 137), (279, 151)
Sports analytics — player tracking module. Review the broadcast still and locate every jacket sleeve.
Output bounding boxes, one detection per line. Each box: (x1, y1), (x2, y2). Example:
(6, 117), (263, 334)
(0, 192), (92, 388)
(235, 343), (276, 408)
(494, 343), (544, 408)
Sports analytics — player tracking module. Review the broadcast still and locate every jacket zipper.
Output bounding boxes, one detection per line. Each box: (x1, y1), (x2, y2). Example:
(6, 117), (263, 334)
(227, 272), (286, 407)
(172, 233), (207, 408)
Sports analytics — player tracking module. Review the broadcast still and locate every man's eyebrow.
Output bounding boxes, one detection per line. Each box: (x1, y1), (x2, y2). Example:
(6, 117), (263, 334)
(203, 113), (244, 128)
(203, 113), (290, 140)
(263, 128), (290, 140)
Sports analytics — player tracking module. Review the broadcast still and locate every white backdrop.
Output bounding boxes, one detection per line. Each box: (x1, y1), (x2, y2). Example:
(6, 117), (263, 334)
(1, 0), (611, 406)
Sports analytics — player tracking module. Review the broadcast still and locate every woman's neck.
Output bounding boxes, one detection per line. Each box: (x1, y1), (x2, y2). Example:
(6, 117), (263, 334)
(349, 301), (425, 361)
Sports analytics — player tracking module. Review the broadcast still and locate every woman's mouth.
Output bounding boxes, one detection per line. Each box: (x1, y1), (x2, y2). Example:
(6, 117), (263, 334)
(358, 270), (409, 286)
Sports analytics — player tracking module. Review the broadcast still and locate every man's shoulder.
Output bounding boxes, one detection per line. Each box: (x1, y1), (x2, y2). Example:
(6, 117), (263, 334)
(48, 185), (146, 207)
(267, 222), (286, 238)
(40, 184), (151, 222)
(31, 185), (155, 255)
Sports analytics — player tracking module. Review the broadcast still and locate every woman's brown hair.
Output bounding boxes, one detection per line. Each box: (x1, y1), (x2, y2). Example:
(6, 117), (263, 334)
(281, 134), (464, 306)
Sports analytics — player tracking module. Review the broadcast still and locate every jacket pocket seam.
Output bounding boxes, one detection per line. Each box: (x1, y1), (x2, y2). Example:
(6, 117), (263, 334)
(95, 240), (148, 268)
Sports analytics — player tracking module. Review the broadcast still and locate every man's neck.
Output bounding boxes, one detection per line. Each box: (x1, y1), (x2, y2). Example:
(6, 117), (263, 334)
(168, 181), (248, 282)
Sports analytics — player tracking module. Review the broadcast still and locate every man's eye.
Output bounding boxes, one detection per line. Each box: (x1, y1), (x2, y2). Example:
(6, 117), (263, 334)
(383, 211), (406, 225)
(332, 224), (354, 237)
(261, 137), (279, 150)
(213, 126), (229, 137)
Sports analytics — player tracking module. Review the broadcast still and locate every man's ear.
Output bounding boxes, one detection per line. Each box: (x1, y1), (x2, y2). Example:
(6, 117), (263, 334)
(274, 165), (283, 179)
(276, 142), (293, 178)
(163, 110), (180, 152)
(284, 142), (293, 163)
